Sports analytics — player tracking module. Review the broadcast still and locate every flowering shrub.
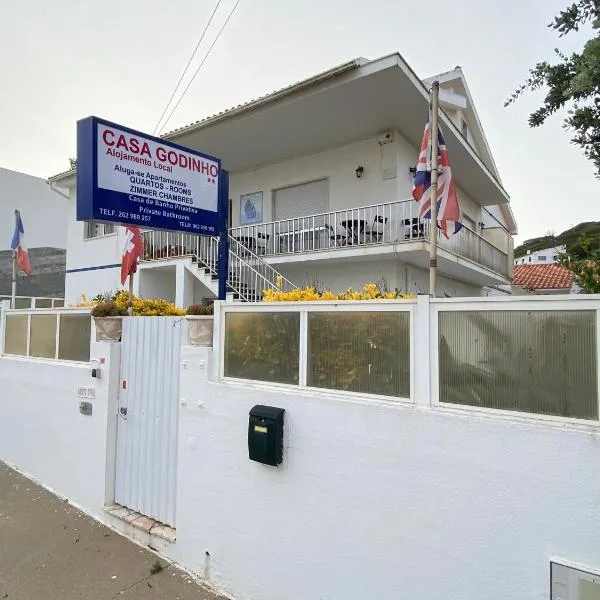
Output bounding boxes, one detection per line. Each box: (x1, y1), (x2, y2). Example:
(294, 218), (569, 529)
(263, 282), (415, 302)
(77, 290), (185, 316)
(113, 291), (185, 316)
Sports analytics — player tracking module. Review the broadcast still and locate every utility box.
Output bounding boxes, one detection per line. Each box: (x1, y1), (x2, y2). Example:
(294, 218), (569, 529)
(248, 405), (284, 466)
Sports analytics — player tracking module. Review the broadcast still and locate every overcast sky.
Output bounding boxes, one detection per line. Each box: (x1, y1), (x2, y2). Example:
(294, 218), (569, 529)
(1, 0), (597, 244)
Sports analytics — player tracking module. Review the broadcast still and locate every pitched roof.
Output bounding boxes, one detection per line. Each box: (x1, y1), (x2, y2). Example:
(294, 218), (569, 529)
(512, 264), (573, 290)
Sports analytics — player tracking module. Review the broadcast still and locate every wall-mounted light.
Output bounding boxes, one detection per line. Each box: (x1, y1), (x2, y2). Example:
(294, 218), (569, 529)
(409, 166), (417, 177)
(355, 165), (364, 179)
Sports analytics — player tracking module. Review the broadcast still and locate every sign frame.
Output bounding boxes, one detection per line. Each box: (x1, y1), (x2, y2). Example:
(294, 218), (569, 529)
(76, 116), (227, 236)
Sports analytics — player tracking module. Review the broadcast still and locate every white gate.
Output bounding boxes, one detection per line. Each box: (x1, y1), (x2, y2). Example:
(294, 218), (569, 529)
(115, 317), (184, 527)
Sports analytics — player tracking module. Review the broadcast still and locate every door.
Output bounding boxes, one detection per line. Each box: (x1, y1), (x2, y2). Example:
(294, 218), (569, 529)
(114, 317), (183, 527)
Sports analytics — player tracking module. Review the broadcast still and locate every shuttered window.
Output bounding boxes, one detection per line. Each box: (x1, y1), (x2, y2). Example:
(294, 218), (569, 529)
(273, 179), (328, 221)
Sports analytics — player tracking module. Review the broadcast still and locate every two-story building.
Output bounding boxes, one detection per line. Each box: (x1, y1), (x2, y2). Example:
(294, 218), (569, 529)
(49, 53), (517, 304)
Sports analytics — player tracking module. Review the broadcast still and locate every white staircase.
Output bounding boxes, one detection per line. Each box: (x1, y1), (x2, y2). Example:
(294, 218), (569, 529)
(141, 231), (296, 302)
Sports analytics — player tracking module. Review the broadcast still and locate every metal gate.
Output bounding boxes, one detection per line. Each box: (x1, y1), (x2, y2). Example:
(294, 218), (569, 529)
(115, 317), (184, 527)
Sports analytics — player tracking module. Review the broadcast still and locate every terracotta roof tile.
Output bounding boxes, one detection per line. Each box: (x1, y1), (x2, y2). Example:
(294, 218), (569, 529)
(512, 264), (573, 290)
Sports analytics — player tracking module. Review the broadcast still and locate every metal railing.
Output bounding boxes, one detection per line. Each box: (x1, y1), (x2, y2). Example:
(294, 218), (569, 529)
(436, 224), (509, 277)
(141, 199), (511, 286)
(228, 235), (296, 301)
(230, 199), (510, 277)
(141, 230), (295, 301)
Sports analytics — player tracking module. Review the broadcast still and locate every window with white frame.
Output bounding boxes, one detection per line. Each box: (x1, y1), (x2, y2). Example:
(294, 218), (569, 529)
(84, 221), (115, 239)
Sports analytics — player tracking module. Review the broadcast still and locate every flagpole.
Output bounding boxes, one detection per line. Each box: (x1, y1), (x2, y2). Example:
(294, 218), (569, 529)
(429, 81), (440, 298)
(11, 210), (19, 309)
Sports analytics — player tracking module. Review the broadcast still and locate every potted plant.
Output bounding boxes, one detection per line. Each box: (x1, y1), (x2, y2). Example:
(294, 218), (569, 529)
(91, 302), (128, 341)
(186, 303), (214, 346)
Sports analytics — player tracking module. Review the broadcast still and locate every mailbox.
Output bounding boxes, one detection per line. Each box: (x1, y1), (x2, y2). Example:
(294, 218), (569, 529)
(248, 405), (284, 466)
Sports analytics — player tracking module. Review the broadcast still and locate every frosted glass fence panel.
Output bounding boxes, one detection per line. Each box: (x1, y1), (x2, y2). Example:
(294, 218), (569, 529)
(4, 315), (28, 356)
(224, 312), (300, 384)
(2, 311), (91, 363)
(59, 315), (92, 362)
(438, 310), (598, 420)
(307, 312), (410, 397)
(29, 315), (57, 359)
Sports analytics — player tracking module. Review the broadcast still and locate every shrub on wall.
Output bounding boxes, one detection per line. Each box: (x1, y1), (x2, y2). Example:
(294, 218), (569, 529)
(263, 282), (416, 302)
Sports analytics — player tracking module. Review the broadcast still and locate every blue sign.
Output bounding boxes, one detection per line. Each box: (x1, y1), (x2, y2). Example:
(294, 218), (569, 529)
(77, 116), (227, 236)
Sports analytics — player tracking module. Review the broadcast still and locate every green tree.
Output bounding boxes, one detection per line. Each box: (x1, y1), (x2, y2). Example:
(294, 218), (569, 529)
(556, 236), (600, 292)
(506, 1), (600, 176)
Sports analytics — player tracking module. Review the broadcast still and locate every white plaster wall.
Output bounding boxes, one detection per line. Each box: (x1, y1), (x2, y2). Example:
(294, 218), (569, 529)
(0, 342), (118, 519)
(174, 345), (600, 600)
(278, 258), (480, 297)
(229, 135), (412, 227)
(0, 167), (67, 249)
(137, 267), (176, 302)
(64, 190), (125, 304)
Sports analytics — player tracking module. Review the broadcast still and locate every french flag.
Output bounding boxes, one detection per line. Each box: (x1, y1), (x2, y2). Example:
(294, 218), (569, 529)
(11, 212), (31, 276)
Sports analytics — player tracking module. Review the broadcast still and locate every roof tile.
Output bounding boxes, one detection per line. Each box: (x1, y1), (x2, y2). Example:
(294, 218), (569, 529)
(512, 264), (573, 290)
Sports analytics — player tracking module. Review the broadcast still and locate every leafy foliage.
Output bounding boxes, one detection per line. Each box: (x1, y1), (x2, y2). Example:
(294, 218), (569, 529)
(506, 1), (600, 176)
(263, 282), (415, 302)
(186, 303), (214, 315)
(556, 235), (600, 291)
(90, 301), (127, 318)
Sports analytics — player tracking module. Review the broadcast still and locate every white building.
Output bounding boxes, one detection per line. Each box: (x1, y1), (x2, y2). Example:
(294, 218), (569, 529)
(515, 245), (565, 265)
(49, 54), (517, 305)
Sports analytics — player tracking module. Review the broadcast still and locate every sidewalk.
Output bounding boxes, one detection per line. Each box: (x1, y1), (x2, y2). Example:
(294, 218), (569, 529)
(0, 462), (228, 600)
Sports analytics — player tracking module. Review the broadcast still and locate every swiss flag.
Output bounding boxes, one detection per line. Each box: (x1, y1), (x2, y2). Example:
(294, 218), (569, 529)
(120, 226), (143, 285)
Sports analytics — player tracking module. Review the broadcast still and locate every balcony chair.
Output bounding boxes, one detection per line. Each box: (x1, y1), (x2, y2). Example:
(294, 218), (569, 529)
(324, 223), (347, 247)
(366, 215), (388, 242)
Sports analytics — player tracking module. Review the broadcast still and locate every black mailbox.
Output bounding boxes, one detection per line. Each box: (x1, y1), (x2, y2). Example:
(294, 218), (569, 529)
(248, 405), (284, 466)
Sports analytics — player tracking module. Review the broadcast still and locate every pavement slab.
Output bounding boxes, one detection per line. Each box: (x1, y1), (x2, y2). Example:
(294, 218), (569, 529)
(0, 462), (229, 600)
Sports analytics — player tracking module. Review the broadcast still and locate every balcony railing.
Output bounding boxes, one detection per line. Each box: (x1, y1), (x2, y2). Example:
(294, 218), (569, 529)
(230, 199), (510, 278)
(141, 200), (510, 279)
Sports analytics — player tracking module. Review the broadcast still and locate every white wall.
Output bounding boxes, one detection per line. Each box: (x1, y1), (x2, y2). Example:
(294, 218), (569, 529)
(229, 135), (413, 227)
(64, 188), (125, 304)
(138, 267), (177, 303)
(0, 342), (119, 519)
(174, 344), (600, 600)
(278, 258), (480, 297)
(0, 167), (67, 250)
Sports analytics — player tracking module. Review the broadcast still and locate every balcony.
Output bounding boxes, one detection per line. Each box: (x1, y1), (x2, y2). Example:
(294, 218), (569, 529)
(230, 199), (511, 280)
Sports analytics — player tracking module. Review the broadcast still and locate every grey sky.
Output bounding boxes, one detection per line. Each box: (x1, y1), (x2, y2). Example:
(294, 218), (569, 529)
(1, 0), (597, 244)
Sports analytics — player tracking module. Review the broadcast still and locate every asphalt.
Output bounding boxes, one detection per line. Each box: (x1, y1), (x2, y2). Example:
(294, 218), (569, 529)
(0, 462), (229, 600)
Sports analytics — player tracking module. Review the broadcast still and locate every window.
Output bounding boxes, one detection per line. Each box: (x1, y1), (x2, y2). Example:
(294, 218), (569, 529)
(537, 255), (547, 261)
(84, 221), (115, 239)
(273, 179), (328, 221)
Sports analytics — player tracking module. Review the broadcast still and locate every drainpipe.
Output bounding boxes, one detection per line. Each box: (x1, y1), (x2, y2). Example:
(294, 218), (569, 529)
(47, 182), (69, 200)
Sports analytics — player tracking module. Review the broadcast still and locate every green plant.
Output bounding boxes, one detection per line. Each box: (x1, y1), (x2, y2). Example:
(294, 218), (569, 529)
(556, 236), (600, 293)
(186, 303), (214, 316)
(506, 1), (600, 177)
(113, 291), (186, 316)
(150, 561), (164, 575)
(90, 302), (127, 318)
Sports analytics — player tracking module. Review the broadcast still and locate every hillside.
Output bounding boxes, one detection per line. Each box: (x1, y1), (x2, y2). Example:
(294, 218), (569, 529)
(0, 247), (65, 298)
(514, 222), (600, 259)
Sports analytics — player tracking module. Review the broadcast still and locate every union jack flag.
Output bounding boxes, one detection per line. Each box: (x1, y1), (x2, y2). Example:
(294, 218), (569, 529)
(412, 120), (462, 238)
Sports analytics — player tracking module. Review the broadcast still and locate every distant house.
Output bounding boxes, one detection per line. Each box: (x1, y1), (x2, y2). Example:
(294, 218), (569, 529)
(514, 246), (565, 265)
(0, 167), (68, 302)
(511, 264), (575, 295)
